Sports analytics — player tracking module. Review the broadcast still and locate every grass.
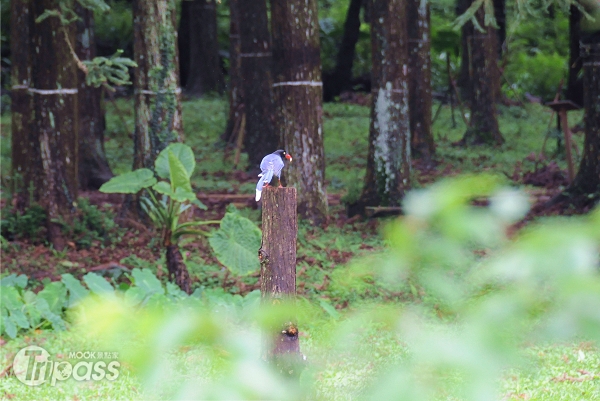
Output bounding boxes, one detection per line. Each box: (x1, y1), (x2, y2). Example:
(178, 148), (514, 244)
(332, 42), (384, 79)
(1, 324), (598, 400)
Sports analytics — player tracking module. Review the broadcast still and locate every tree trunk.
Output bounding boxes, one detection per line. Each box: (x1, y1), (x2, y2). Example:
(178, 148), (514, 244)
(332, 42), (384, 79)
(567, 6), (583, 105)
(355, 0), (411, 211)
(561, 41), (600, 207)
(459, 6), (504, 146)
(31, 0), (79, 250)
(456, 0), (473, 97)
(75, 4), (113, 190)
(221, 0), (243, 142)
(259, 187), (301, 370)
(271, 0), (328, 225)
(184, 0), (224, 96)
(323, 0), (362, 101)
(166, 244), (191, 294)
(493, 0), (506, 56)
(407, 0), (434, 160)
(239, 0), (278, 169)
(10, 0), (37, 211)
(177, 0), (191, 88)
(132, 0), (183, 172)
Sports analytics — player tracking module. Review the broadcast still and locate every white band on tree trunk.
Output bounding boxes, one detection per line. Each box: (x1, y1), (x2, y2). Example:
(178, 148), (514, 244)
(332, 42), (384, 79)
(272, 81), (322, 87)
(240, 52), (272, 57)
(136, 88), (182, 95)
(28, 88), (78, 94)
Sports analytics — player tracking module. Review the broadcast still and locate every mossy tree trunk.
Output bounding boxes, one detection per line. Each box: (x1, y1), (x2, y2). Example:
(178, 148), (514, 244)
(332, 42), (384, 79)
(75, 4), (113, 190)
(133, 0), (189, 291)
(10, 0), (37, 211)
(240, 0), (277, 169)
(184, 0), (224, 96)
(31, 0), (79, 250)
(221, 0), (243, 142)
(407, 0), (434, 160)
(132, 0), (183, 171)
(357, 0), (411, 210)
(271, 0), (328, 225)
(561, 41), (600, 206)
(459, 5), (504, 146)
(323, 0), (362, 101)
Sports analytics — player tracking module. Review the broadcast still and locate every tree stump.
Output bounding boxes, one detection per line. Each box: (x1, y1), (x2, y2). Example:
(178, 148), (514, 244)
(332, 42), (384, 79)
(259, 186), (301, 371)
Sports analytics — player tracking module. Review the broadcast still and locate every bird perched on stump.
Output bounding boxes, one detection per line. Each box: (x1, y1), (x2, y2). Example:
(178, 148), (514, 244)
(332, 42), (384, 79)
(255, 149), (292, 201)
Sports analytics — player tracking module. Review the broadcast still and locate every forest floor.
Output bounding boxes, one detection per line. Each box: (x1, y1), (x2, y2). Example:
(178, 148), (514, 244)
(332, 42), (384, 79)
(1, 96), (599, 400)
(0, 96), (591, 300)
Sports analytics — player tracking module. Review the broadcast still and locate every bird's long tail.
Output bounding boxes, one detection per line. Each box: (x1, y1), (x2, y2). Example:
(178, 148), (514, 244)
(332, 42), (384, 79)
(255, 170), (274, 201)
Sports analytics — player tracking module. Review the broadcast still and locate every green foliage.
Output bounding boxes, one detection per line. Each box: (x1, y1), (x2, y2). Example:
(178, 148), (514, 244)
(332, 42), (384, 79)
(99, 168), (157, 193)
(58, 197), (122, 248)
(83, 49), (138, 89)
(208, 210), (262, 276)
(0, 204), (47, 243)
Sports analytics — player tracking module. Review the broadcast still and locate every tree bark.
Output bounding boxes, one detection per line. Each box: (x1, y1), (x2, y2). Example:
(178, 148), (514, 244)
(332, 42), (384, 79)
(177, 0), (191, 87)
(561, 41), (600, 207)
(10, 0), (37, 211)
(271, 0), (328, 225)
(184, 0), (224, 96)
(132, 0), (183, 172)
(259, 187), (301, 370)
(323, 0), (363, 101)
(567, 6), (583, 105)
(166, 244), (191, 294)
(456, 0), (473, 97)
(221, 0), (243, 142)
(407, 0), (434, 160)
(240, 0), (278, 169)
(75, 4), (113, 190)
(459, 6), (504, 146)
(31, 0), (79, 250)
(356, 0), (411, 211)
(492, 0), (506, 56)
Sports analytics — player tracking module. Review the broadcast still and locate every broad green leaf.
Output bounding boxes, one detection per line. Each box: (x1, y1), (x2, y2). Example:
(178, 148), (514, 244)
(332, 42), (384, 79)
(192, 198), (207, 210)
(23, 290), (42, 328)
(0, 273), (28, 288)
(166, 282), (188, 301)
(124, 287), (146, 305)
(132, 268), (164, 296)
(1, 285), (23, 310)
(208, 212), (262, 276)
(36, 298), (66, 331)
(155, 143), (195, 179)
(169, 151), (192, 192)
(83, 273), (115, 294)
(61, 274), (90, 307)
(99, 168), (157, 194)
(36, 282), (67, 315)
(153, 181), (175, 197)
(2, 314), (17, 338)
(9, 308), (29, 329)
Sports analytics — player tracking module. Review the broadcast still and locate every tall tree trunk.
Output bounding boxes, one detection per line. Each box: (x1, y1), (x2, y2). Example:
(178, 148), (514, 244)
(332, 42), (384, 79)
(184, 0), (224, 96)
(221, 0), (243, 142)
(493, 0), (506, 56)
(240, 0), (278, 169)
(357, 0), (411, 210)
(31, 0), (79, 250)
(560, 41), (600, 207)
(271, 0), (328, 225)
(10, 0), (37, 211)
(459, 6), (504, 146)
(567, 6), (582, 105)
(75, 4), (113, 190)
(323, 0), (362, 101)
(177, 0), (191, 88)
(456, 0), (473, 97)
(132, 0), (183, 172)
(407, 0), (434, 160)
(132, 0), (188, 291)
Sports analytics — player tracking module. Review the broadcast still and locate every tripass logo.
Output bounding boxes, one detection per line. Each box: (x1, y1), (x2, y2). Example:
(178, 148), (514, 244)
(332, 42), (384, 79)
(13, 345), (120, 386)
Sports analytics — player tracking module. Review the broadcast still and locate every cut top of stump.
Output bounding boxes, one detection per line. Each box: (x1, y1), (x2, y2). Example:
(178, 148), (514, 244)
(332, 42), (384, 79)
(545, 100), (581, 112)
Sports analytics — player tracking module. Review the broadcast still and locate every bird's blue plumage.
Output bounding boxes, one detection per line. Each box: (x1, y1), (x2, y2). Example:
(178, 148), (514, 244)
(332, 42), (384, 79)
(255, 150), (290, 201)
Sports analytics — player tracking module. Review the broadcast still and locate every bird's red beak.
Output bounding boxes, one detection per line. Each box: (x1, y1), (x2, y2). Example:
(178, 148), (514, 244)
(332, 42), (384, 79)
(286, 154), (292, 162)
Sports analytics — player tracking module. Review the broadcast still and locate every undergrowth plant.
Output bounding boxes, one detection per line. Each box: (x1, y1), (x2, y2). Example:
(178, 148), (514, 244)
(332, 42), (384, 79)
(100, 143), (261, 293)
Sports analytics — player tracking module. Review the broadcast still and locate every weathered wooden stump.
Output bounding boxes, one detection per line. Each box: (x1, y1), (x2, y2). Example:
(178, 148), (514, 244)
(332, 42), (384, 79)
(258, 186), (302, 371)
